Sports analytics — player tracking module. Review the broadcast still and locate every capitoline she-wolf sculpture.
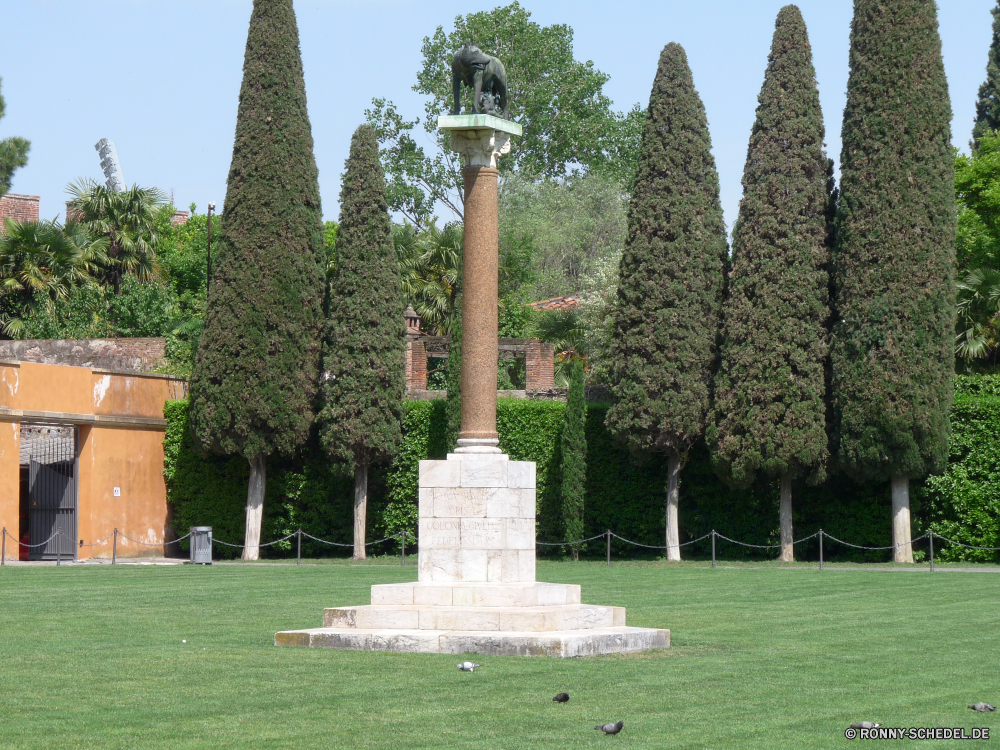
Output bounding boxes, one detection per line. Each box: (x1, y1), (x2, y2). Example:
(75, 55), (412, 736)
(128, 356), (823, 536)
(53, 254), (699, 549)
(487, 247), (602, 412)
(451, 41), (509, 120)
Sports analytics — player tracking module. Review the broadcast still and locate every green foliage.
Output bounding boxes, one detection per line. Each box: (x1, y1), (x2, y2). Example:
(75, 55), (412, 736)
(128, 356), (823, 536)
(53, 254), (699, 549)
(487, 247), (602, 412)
(0, 77), (29, 197)
(0, 218), (107, 336)
(66, 179), (168, 291)
(606, 43), (729, 460)
(831, 0), (957, 482)
(189, 0), (326, 463)
(164, 400), (356, 559)
(323, 220), (338, 279)
(499, 172), (626, 302)
(917, 375), (1000, 561)
(972, 3), (1000, 150)
(382, 400), (449, 541)
(166, 377), (1000, 564)
(560, 361), (586, 551)
(397, 221), (462, 336)
(366, 2), (642, 225)
(319, 125), (405, 470)
(709, 6), (831, 489)
(21, 273), (173, 340)
(444, 291), (462, 452)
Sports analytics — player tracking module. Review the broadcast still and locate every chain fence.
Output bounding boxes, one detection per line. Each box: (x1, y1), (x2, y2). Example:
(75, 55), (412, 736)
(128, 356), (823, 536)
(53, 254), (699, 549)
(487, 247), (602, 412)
(2, 524), (998, 570)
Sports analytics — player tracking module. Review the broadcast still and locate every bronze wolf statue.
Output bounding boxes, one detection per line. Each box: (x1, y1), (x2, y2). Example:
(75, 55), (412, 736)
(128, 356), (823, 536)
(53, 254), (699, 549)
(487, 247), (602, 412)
(451, 42), (509, 119)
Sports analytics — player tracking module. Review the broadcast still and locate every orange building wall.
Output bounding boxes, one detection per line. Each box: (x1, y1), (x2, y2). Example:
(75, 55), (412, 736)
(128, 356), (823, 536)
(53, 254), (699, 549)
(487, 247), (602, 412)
(76, 426), (170, 559)
(0, 360), (185, 561)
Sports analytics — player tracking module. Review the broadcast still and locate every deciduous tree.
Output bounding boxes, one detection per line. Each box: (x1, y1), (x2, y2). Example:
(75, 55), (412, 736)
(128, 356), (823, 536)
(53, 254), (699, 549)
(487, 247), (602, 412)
(366, 2), (642, 227)
(0, 78), (29, 197)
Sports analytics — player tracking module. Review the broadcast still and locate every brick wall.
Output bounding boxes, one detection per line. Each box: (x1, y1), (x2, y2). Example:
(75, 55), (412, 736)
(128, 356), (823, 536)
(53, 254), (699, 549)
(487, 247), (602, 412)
(406, 341), (428, 390)
(0, 194), (40, 227)
(525, 339), (555, 391)
(0, 338), (168, 373)
(171, 210), (190, 227)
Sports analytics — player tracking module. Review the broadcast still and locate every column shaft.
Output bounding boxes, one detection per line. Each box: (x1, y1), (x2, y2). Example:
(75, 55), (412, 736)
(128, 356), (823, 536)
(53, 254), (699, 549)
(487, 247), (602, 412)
(459, 166), (499, 444)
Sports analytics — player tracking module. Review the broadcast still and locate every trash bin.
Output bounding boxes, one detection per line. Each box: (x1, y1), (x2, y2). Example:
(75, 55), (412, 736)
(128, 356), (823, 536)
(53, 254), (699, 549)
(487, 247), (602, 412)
(190, 526), (212, 565)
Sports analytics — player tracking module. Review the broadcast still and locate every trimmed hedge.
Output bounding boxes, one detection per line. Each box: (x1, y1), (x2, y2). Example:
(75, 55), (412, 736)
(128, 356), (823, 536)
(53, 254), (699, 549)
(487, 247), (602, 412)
(164, 378), (1000, 562)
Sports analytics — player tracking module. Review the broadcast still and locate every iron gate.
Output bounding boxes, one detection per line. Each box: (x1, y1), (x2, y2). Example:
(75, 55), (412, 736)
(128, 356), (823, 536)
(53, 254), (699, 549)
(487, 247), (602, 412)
(27, 427), (77, 561)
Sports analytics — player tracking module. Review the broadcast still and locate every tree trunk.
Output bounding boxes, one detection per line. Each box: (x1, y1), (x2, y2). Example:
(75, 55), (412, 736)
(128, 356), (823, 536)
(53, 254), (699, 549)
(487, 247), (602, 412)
(666, 451), (681, 562)
(243, 453), (266, 562)
(572, 547), (579, 562)
(353, 460), (368, 561)
(890, 474), (914, 563)
(779, 473), (794, 562)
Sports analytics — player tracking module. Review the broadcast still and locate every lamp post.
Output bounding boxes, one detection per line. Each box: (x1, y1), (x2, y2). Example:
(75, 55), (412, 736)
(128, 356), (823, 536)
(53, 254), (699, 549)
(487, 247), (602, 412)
(206, 202), (216, 296)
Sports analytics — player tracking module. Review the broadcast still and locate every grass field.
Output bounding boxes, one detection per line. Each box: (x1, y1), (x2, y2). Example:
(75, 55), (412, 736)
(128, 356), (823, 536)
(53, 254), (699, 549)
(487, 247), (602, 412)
(1, 559), (998, 749)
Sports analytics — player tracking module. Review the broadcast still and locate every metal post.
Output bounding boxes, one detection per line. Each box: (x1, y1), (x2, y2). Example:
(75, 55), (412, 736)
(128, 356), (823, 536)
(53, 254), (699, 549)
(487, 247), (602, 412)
(56, 530), (61, 567)
(711, 530), (716, 568)
(297, 528), (301, 565)
(401, 531), (405, 567)
(112, 528), (117, 565)
(1, 527), (6, 566)
(819, 529), (823, 571)
(606, 530), (611, 567)
(929, 530), (934, 572)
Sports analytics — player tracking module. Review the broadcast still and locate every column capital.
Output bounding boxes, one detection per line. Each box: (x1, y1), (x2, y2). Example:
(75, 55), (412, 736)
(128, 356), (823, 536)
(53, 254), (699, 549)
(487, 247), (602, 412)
(438, 115), (522, 169)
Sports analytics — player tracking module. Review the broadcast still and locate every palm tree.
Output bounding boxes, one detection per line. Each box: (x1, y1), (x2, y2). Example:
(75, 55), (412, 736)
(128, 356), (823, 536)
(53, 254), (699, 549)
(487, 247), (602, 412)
(397, 222), (462, 335)
(532, 308), (588, 385)
(956, 266), (1000, 365)
(0, 218), (107, 336)
(66, 179), (167, 292)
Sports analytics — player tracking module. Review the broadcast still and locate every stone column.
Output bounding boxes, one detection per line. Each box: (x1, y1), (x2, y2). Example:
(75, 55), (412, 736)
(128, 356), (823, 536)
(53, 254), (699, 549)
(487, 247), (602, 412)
(438, 115), (522, 453)
(460, 165), (500, 449)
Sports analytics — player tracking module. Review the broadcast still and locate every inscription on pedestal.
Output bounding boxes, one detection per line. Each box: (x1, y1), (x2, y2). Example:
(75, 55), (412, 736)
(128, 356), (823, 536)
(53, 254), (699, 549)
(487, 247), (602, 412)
(418, 456), (536, 583)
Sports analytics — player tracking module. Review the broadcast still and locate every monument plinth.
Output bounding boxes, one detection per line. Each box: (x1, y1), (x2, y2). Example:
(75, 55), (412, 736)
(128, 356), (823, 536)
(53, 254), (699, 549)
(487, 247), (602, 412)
(274, 115), (669, 657)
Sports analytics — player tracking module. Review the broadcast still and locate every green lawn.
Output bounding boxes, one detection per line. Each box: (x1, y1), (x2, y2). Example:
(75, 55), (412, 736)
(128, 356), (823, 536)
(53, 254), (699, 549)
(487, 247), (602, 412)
(1, 560), (998, 749)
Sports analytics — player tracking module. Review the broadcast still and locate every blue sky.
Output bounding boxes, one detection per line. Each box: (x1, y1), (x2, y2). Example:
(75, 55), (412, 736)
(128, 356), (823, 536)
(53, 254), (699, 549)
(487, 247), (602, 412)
(0, 0), (994, 230)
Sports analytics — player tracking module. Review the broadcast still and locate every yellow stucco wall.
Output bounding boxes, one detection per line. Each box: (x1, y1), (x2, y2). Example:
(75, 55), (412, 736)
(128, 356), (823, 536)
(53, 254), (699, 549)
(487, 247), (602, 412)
(0, 360), (186, 561)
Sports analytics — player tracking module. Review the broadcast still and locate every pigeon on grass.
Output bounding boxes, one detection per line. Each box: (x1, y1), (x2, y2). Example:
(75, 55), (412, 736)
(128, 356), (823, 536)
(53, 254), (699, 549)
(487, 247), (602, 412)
(553, 693), (570, 703)
(595, 721), (624, 735)
(849, 722), (881, 730)
(969, 703), (996, 712)
(457, 661), (481, 673)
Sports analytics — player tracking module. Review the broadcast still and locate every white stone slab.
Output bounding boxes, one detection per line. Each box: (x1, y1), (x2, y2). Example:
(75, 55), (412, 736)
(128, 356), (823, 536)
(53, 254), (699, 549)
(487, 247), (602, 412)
(419, 518), (462, 549)
(276, 626), (670, 658)
(419, 459), (461, 488)
(418, 487), (433, 518)
(434, 486), (489, 518)
(507, 461), (536, 489)
(505, 518), (535, 550)
(460, 458), (508, 488)
(460, 517), (505, 549)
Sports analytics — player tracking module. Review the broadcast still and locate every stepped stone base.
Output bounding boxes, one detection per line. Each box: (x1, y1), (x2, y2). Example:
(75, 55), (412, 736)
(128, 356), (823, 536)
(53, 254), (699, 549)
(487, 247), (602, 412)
(274, 456), (670, 658)
(275, 625), (668, 658)
(275, 581), (669, 657)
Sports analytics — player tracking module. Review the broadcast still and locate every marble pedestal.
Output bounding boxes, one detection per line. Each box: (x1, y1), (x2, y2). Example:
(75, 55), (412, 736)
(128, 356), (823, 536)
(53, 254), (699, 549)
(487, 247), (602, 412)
(274, 455), (670, 657)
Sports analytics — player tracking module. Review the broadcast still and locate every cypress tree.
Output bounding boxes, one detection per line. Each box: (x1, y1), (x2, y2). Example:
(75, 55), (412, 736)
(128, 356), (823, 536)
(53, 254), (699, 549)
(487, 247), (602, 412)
(973, 2), (1000, 150)
(606, 43), (728, 561)
(319, 125), (405, 561)
(560, 359), (586, 561)
(188, 0), (325, 560)
(831, 0), (956, 563)
(708, 6), (831, 563)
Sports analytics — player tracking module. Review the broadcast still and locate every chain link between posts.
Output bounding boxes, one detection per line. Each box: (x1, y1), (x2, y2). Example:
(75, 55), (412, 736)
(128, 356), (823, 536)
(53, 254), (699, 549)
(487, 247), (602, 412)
(2, 524), (998, 568)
